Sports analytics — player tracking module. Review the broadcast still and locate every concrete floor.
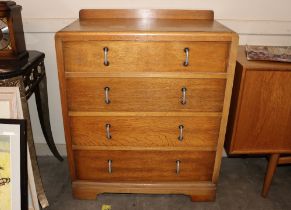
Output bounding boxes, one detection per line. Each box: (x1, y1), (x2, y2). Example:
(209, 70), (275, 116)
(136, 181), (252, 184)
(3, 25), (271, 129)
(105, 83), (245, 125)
(38, 157), (291, 210)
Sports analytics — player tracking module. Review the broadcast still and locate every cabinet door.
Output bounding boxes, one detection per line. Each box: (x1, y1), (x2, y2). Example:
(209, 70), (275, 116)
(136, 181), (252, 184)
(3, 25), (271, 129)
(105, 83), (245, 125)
(232, 70), (291, 153)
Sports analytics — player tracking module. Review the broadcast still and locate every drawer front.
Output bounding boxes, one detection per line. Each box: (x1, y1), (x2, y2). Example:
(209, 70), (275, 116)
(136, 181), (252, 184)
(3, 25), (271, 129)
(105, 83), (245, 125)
(63, 41), (229, 73)
(66, 77), (226, 112)
(74, 150), (215, 181)
(70, 116), (221, 148)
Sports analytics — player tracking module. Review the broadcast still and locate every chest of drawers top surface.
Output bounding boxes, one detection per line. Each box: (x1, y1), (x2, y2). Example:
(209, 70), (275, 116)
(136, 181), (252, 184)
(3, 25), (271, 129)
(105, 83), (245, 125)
(56, 9), (235, 37)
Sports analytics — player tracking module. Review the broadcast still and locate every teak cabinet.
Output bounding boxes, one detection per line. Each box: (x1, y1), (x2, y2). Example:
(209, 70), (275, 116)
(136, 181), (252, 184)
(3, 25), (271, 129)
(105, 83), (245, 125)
(225, 46), (291, 197)
(55, 9), (238, 201)
(225, 46), (291, 154)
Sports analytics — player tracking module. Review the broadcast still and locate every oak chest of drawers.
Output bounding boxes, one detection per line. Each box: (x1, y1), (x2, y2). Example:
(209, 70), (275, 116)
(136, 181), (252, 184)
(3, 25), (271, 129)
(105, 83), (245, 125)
(55, 9), (238, 201)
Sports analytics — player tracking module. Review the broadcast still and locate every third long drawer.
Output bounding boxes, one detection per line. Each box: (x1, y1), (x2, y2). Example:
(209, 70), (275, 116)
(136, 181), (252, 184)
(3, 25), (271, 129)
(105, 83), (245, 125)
(70, 116), (221, 149)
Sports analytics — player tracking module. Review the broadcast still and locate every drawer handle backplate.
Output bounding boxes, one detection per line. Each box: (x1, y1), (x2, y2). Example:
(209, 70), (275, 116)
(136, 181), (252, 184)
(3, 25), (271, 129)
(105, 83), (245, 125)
(108, 160), (112, 173)
(181, 87), (187, 105)
(178, 125), (184, 141)
(104, 47), (109, 66)
(104, 87), (111, 104)
(183, 48), (189, 66)
(105, 123), (112, 139)
(176, 160), (181, 175)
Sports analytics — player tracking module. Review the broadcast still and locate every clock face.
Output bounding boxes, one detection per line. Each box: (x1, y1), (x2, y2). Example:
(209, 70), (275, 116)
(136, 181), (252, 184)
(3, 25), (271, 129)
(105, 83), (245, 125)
(0, 18), (11, 50)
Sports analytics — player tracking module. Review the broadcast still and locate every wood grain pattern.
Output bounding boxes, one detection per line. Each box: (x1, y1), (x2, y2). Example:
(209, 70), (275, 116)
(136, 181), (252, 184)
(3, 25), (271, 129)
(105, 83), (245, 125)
(226, 47), (291, 154)
(57, 19), (234, 35)
(211, 34), (238, 183)
(66, 77), (226, 112)
(228, 70), (291, 153)
(74, 150), (215, 182)
(79, 9), (214, 20)
(63, 41), (229, 73)
(56, 32), (235, 42)
(55, 37), (77, 180)
(70, 116), (221, 148)
(72, 181), (216, 201)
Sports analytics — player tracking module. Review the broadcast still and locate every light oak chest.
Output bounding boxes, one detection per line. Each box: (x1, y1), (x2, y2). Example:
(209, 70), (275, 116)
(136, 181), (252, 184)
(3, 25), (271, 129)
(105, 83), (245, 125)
(55, 9), (238, 201)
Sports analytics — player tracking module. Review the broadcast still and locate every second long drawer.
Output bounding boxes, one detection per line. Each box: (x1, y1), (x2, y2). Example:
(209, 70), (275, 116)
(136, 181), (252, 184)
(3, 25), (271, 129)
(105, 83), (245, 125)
(66, 77), (226, 112)
(70, 116), (221, 149)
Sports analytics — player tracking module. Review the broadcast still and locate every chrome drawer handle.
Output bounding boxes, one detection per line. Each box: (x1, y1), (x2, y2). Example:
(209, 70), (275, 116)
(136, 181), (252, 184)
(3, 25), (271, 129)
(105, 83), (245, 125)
(105, 123), (112, 139)
(181, 87), (187, 105)
(103, 47), (109, 66)
(104, 87), (111, 104)
(176, 160), (181, 175)
(178, 125), (184, 141)
(183, 48), (189, 66)
(108, 160), (112, 173)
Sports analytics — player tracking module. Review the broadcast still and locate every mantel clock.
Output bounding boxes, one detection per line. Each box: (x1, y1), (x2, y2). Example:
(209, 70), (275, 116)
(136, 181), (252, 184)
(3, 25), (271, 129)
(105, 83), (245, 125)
(0, 1), (27, 61)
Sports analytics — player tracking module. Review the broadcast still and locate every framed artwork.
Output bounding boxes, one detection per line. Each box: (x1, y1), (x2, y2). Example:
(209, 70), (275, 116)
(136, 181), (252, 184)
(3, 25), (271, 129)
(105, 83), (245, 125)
(0, 119), (27, 210)
(0, 87), (39, 210)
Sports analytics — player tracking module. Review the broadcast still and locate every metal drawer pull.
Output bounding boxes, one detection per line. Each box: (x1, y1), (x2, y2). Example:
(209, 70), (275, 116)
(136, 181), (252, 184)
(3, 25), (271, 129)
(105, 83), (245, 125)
(176, 160), (181, 175)
(103, 47), (109, 66)
(178, 125), (184, 141)
(181, 87), (187, 105)
(108, 160), (112, 173)
(104, 87), (111, 104)
(105, 124), (112, 139)
(183, 48), (189, 66)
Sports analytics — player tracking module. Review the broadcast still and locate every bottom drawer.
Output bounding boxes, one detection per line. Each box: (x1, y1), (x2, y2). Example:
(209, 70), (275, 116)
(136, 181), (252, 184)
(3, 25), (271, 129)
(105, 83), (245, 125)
(74, 150), (215, 182)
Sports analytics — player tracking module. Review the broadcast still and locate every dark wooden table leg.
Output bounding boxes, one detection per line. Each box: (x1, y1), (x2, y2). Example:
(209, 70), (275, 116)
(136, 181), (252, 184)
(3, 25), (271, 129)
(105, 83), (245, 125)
(261, 154), (280, 197)
(34, 73), (63, 161)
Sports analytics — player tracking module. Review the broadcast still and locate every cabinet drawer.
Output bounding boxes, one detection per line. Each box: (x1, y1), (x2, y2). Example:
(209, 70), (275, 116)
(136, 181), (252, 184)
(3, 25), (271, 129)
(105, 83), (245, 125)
(70, 116), (221, 148)
(74, 150), (215, 181)
(63, 41), (229, 73)
(66, 77), (226, 112)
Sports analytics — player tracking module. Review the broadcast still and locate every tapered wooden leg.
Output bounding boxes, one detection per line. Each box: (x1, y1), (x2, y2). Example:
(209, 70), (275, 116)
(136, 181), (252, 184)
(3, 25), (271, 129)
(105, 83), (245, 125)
(261, 154), (280, 198)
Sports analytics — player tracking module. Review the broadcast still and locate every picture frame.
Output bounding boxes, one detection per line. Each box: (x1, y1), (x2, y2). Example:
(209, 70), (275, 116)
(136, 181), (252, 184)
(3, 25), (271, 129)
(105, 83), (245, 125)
(0, 87), (39, 210)
(0, 118), (27, 210)
(0, 87), (22, 119)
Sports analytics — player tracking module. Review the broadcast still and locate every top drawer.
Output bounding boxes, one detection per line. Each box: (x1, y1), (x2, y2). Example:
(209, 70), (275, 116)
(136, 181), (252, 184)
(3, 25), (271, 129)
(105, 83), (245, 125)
(63, 41), (229, 73)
